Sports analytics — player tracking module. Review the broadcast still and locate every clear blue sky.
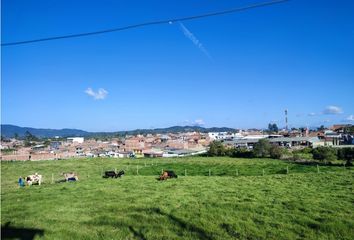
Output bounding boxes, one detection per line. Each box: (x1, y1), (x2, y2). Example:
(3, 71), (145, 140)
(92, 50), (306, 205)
(2, 0), (354, 131)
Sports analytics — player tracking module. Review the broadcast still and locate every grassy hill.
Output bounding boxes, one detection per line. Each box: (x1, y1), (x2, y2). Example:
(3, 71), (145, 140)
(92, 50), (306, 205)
(1, 157), (353, 239)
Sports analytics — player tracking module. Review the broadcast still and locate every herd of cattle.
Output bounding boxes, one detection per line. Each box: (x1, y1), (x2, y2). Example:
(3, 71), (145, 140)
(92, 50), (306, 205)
(20, 170), (177, 186)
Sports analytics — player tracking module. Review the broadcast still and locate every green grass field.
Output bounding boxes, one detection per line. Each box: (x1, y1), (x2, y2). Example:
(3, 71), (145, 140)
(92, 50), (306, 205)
(1, 157), (353, 239)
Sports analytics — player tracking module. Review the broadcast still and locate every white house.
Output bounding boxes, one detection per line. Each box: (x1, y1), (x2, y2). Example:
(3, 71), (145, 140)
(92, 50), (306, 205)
(67, 137), (84, 144)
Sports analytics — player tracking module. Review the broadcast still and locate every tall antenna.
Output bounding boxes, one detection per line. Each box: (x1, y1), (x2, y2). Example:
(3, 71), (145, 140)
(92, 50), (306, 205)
(285, 109), (288, 131)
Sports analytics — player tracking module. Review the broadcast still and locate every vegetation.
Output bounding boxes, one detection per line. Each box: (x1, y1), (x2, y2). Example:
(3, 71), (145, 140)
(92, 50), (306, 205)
(337, 148), (354, 166)
(1, 157), (353, 239)
(269, 145), (283, 159)
(267, 123), (279, 133)
(253, 139), (272, 158)
(0, 148), (15, 154)
(312, 147), (337, 162)
(207, 141), (227, 156)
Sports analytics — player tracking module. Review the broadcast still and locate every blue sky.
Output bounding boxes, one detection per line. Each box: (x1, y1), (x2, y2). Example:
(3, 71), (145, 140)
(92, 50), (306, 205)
(2, 0), (354, 131)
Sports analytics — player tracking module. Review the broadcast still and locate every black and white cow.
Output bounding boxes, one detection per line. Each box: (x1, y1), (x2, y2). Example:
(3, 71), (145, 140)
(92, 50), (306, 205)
(103, 170), (125, 178)
(62, 172), (79, 181)
(26, 173), (42, 186)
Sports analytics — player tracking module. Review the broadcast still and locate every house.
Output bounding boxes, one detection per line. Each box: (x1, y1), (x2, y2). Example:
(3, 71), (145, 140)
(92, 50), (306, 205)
(67, 137), (84, 144)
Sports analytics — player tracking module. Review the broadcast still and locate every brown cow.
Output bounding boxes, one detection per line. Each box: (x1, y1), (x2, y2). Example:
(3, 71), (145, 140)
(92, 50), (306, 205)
(159, 171), (177, 180)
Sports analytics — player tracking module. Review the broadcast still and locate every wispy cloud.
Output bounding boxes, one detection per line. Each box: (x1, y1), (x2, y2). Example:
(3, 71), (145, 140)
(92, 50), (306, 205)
(345, 115), (354, 121)
(308, 112), (316, 117)
(178, 22), (212, 60)
(194, 119), (205, 126)
(323, 105), (343, 115)
(85, 88), (108, 100)
(183, 119), (205, 126)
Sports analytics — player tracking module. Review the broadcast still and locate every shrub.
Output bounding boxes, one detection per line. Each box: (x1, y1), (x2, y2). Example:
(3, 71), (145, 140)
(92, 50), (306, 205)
(253, 139), (271, 158)
(229, 148), (254, 158)
(301, 147), (313, 154)
(337, 148), (354, 166)
(312, 147), (337, 162)
(208, 141), (226, 156)
(292, 153), (302, 161)
(270, 145), (283, 159)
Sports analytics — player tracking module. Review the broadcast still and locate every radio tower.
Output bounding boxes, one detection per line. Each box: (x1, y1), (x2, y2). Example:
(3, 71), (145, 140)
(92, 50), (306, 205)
(285, 109), (288, 131)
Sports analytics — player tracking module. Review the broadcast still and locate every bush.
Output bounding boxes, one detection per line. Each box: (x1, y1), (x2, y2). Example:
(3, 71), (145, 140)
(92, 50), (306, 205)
(253, 139), (271, 158)
(312, 147), (337, 162)
(229, 148), (254, 158)
(337, 148), (354, 166)
(301, 147), (313, 154)
(207, 141), (226, 156)
(292, 153), (302, 161)
(270, 145), (283, 159)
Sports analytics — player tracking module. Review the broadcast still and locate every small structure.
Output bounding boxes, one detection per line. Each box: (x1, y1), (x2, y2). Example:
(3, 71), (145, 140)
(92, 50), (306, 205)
(67, 137), (84, 144)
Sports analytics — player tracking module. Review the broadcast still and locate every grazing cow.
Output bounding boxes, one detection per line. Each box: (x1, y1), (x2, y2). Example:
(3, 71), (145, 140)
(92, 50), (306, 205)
(62, 172), (79, 181)
(103, 170), (124, 178)
(159, 170), (178, 180)
(26, 173), (42, 186)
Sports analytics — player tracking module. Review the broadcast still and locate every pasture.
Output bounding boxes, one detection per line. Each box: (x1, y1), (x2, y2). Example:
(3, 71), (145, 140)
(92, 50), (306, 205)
(1, 157), (353, 239)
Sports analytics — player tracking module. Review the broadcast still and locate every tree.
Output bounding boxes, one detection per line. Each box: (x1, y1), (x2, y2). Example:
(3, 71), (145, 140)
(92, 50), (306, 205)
(337, 148), (354, 166)
(208, 141), (226, 156)
(317, 125), (325, 131)
(253, 139), (271, 158)
(268, 123), (279, 133)
(14, 133), (19, 140)
(312, 147), (337, 163)
(270, 145), (283, 159)
(25, 131), (38, 142)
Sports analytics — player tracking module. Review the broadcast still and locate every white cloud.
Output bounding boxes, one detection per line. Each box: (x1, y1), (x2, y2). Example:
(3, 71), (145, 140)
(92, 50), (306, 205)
(183, 119), (205, 126)
(322, 105), (343, 115)
(345, 115), (354, 121)
(178, 22), (212, 60)
(194, 119), (205, 126)
(85, 88), (108, 100)
(308, 112), (316, 116)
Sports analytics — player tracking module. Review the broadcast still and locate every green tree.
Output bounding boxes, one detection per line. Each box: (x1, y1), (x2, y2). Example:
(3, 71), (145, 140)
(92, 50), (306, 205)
(268, 123), (279, 133)
(317, 125), (325, 131)
(337, 148), (354, 166)
(208, 141), (226, 156)
(312, 147), (337, 163)
(253, 139), (271, 158)
(270, 145), (283, 159)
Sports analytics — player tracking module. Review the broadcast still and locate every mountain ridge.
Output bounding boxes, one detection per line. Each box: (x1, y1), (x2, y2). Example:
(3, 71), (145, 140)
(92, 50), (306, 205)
(1, 124), (236, 138)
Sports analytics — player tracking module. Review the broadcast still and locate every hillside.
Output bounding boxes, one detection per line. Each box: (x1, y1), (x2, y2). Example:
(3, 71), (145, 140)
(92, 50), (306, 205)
(0, 124), (236, 138)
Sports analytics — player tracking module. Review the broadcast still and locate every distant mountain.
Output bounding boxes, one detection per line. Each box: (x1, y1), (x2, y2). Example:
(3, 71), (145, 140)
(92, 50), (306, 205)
(1, 124), (90, 138)
(1, 124), (236, 138)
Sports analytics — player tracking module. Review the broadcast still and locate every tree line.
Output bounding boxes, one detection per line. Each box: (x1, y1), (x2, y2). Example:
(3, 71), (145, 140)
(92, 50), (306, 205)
(207, 140), (353, 166)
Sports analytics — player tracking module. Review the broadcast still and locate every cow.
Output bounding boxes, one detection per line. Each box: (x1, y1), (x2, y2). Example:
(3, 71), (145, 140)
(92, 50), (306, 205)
(103, 170), (124, 178)
(62, 172), (79, 181)
(159, 170), (178, 181)
(26, 173), (42, 186)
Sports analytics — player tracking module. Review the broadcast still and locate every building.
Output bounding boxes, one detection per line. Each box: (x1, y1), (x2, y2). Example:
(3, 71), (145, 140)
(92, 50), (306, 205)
(67, 137), (84, 144)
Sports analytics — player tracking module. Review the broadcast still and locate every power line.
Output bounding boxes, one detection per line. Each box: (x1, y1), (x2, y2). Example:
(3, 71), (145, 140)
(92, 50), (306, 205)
(2, 0), (289, 47)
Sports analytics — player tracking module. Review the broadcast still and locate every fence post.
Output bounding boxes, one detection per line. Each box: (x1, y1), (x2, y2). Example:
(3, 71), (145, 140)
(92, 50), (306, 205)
(262, 169), (265, 176)
(185, 169), (187, 176)
(286, 166), (289, 174)
(136, 165), (139, 175)
(317, 164), (320, 173)
(236, 169), (239, 176)
(209, 169), (211, 177)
